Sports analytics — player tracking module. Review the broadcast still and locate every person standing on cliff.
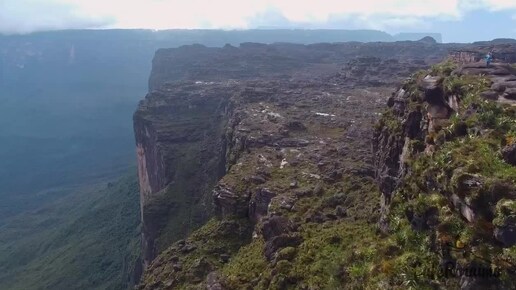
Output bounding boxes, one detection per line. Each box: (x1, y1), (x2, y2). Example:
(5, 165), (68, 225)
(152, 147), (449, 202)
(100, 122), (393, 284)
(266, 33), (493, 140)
(485, 51), (493, 67)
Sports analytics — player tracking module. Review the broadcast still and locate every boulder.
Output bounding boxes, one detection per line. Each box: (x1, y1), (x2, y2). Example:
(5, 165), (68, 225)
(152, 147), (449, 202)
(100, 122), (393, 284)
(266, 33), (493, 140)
(457, 67), (486, 75)
(451, 194), (477, 223)
(491, 82), (506, 92)
(480, 90), (499, 100)
(305, 211), (329, 224)
(213, 184), (249, 217)
(249, 188), (276, 222)
(278, 196), (296, 211)
(180, 243), (197, 254)
(494, 225), (516, 247)
(206, 272), (224, 290)
(276, 247), (297, 261)
(502, 81), (516, 92)
(405, 206), (439, 231)
(452, 171), (483, 194)
(419, 75), (445, 104)
(278, 138), (310, 147)
(294, 187), (313, 198)
(462, 62), (492, 69)
(264, 234), (303, 261)
(503, 88), (516, 100)
(492, 67), (512, 76)
(419, 75), (442, 90)
(427, 104), (450, 119)
(249, 175), (266, 184)
(502, 144), (516, 165)
(285, 121), (307, 131)
(347, 166), (375, 178)
(323, 169), (343, 183)
(261, 215), (294, 241)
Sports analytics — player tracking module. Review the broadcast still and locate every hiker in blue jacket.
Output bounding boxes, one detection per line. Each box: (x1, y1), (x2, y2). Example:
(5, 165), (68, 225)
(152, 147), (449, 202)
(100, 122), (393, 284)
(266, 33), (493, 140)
(485, 51), (493, 67)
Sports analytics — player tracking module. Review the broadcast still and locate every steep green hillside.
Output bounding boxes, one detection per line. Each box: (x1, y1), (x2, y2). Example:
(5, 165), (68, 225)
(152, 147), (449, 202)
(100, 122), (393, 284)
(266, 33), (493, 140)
(0, 175), (140, 290)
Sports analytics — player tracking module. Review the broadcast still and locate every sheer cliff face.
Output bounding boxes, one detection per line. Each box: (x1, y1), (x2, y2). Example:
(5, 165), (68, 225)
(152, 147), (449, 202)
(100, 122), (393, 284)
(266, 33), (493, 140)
(134, 83), (234, 266)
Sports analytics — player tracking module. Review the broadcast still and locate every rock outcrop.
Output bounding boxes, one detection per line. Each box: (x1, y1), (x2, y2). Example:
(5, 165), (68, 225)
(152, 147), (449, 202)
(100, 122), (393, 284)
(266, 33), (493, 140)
(373, 46), (516, 289)
(450, 43), (516, 64)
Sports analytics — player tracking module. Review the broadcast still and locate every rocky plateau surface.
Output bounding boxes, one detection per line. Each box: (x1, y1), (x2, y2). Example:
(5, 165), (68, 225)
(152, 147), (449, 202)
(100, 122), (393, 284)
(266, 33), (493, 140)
(134, 40), (516, 289)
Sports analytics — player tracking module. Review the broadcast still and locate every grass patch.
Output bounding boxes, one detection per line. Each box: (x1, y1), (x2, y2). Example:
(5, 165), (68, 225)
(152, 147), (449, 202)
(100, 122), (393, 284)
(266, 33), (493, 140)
(222, 239), (269, 288)
(430, 59), (458, 77)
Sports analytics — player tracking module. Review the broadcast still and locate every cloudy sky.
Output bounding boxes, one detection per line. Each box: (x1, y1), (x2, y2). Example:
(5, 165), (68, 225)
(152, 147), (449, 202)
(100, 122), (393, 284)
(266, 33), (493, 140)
(1, 0), (516, 42)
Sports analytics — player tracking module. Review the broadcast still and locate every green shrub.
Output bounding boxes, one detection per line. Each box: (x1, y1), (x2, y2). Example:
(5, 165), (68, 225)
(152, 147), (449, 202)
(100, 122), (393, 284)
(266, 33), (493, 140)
(430, 59), (458, 76)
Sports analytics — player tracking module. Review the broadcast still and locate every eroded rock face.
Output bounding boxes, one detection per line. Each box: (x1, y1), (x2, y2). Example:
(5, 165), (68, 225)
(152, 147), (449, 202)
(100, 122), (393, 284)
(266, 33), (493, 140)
(134, 82), (234, 266)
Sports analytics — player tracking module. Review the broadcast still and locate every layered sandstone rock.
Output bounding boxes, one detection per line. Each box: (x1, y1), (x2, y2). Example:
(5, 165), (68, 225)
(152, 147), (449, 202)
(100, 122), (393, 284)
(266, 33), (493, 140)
(134, 82), (234, 266)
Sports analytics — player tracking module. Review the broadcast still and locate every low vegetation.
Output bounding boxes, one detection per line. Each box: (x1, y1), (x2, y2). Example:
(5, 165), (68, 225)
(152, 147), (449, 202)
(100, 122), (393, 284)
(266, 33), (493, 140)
(374, 61), (516, 289)
(0, 175), (141, 290)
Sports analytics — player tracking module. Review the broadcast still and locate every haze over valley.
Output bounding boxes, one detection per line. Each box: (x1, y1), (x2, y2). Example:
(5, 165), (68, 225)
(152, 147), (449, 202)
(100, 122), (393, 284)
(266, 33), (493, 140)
(1, 1), (516, 289)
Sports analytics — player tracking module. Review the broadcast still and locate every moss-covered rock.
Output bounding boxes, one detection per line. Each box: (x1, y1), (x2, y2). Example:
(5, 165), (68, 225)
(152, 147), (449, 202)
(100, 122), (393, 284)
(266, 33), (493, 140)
(373, 57), (516, 288)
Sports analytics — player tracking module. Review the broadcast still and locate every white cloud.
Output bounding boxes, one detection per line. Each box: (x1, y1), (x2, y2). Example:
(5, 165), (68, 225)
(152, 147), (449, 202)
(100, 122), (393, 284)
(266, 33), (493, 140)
(2, 0), (516, 34)
(56, 0), (467, 30)
(0, 0), (112, 34)
(480, 0), (516, 10)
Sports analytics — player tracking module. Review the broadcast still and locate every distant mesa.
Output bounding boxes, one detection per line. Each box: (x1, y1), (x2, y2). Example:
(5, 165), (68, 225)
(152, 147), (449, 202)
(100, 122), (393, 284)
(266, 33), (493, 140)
(418, 36), (437, 44)
(473, 38), (516, 45)
(394, 33), (443, 43)
(492, 38), (516, 44)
